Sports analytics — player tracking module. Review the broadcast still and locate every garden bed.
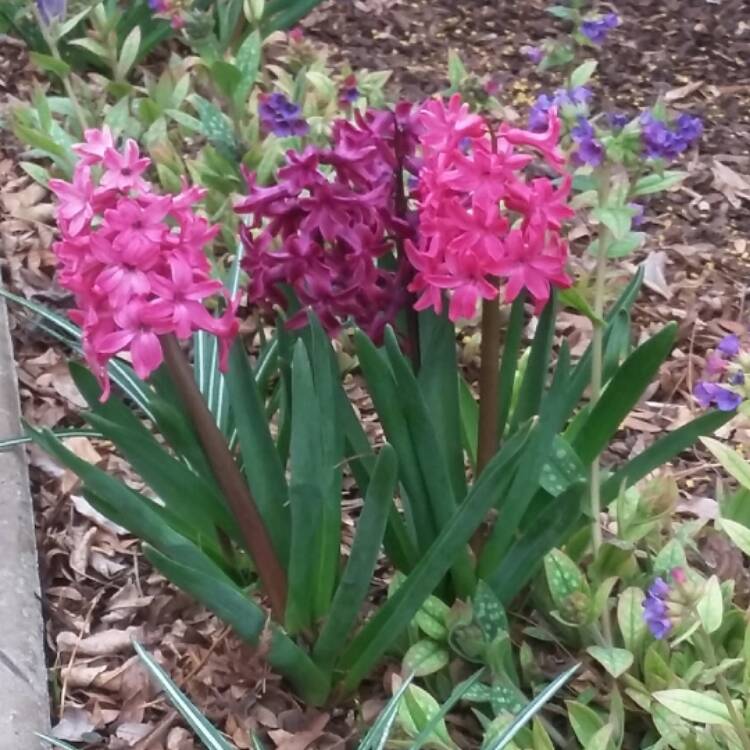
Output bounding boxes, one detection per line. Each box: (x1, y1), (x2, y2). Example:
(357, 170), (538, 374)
(1, 0), (750, 748)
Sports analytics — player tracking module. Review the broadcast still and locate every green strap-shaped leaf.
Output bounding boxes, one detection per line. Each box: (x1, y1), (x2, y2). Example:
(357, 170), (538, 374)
(483, 664), (580, 750)
(355, 330), (435, 551)
(509, 293), (556, 432)
(144, 545), (330, 705)
(285, 341), (325, 633)
(417, 310), (467, 500)
(133, 641), (235, 750)
(561, 268), (644, 419)
(336, 424), (532, 694)
(485, 484), (583, 603)
(300, 316), (344, 619)
(571, 323), (677, 465)
(602, 410), (732, 505)
(226, 341), (290, 563)
(479, 344), (572, 578)
(313, 444), (398, 669)
(383, 328), (475, 597)
(459, 375), (479, 470)
(70, 363), (235, 543)
(339, 387), (416, 571)
(29, 425), (231, 577)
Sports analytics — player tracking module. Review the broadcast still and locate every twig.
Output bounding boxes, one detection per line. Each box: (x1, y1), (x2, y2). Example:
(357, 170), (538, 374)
(59, 593), (101, 719)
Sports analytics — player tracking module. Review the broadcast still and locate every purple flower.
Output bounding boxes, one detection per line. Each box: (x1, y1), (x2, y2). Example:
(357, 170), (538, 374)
(340, 86), (360, 104)
(694, 381), (742, 411)
(715, 386), (742, 412)
(259, 93), (309, 138)
(528, 87), (592, 132)
(643, 577), (672, 639)
(528, 94), (554, 132)
(730, 371), (746, 386)
(674, 114), (703, 144)
(640, 111), (703, 161)
(521, 45), (544, 64)
(559, 86), (593, 108)
(37, 0), (66, 24)
(694, 380), (719, 408)
(571, 117), (603, 166)
(718, 334), (740, 357)
(581, 13), (620, 44)
(608, 112), (630, 130)
(629, 202), (645, 227)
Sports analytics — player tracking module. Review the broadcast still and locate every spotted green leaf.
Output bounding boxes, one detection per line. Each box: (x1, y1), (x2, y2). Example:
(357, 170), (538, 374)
(397, 683), (457, 750)
(473, 580), (508, 641)
(403, 640), (450, 677)
(544, 548), (589, 610)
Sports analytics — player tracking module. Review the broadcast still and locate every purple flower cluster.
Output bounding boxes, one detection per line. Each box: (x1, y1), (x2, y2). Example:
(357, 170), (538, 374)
(694, 334), (745, 412)
(643, 577), (672, 639)
(528, 87), (592, 132)
(236, 108), (416, 339)
(259, 93), (309, 138)
(641, 112), (703, 161)
(643, 568), (686, 639)
(580, 13), (620, 44)
(571, 117), (603, 167)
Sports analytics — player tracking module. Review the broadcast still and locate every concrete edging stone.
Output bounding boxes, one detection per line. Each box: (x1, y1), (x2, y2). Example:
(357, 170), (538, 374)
(0, 297), (50, 747)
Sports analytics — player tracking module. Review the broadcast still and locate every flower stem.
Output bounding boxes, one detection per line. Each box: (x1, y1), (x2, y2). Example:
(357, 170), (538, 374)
(591, 167), (613, 645)
(477, 296), (501, 475)
(160, 334), (288, 622)
(696, 628), (750, 750)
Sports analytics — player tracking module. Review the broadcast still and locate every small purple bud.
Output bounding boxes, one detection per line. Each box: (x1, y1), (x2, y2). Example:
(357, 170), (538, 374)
(629, 202), (645, 228)
(37, 0), (66, 25)
(521, 45), (544, 64)
(649, 577), (670, 598)
(718, 334), (740, 358)
(705, 352), (727, 376)
(608, 112), (630, 130)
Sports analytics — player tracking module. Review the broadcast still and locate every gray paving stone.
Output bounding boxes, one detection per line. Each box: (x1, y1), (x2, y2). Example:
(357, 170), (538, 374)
(0, 298), (49, 747)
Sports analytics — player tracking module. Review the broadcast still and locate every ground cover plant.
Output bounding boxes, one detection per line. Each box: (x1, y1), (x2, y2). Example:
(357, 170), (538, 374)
(1, 0), (749, 748)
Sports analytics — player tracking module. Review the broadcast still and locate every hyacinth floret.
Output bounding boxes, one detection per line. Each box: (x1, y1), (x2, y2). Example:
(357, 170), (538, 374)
(49, 127), (235, 399)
